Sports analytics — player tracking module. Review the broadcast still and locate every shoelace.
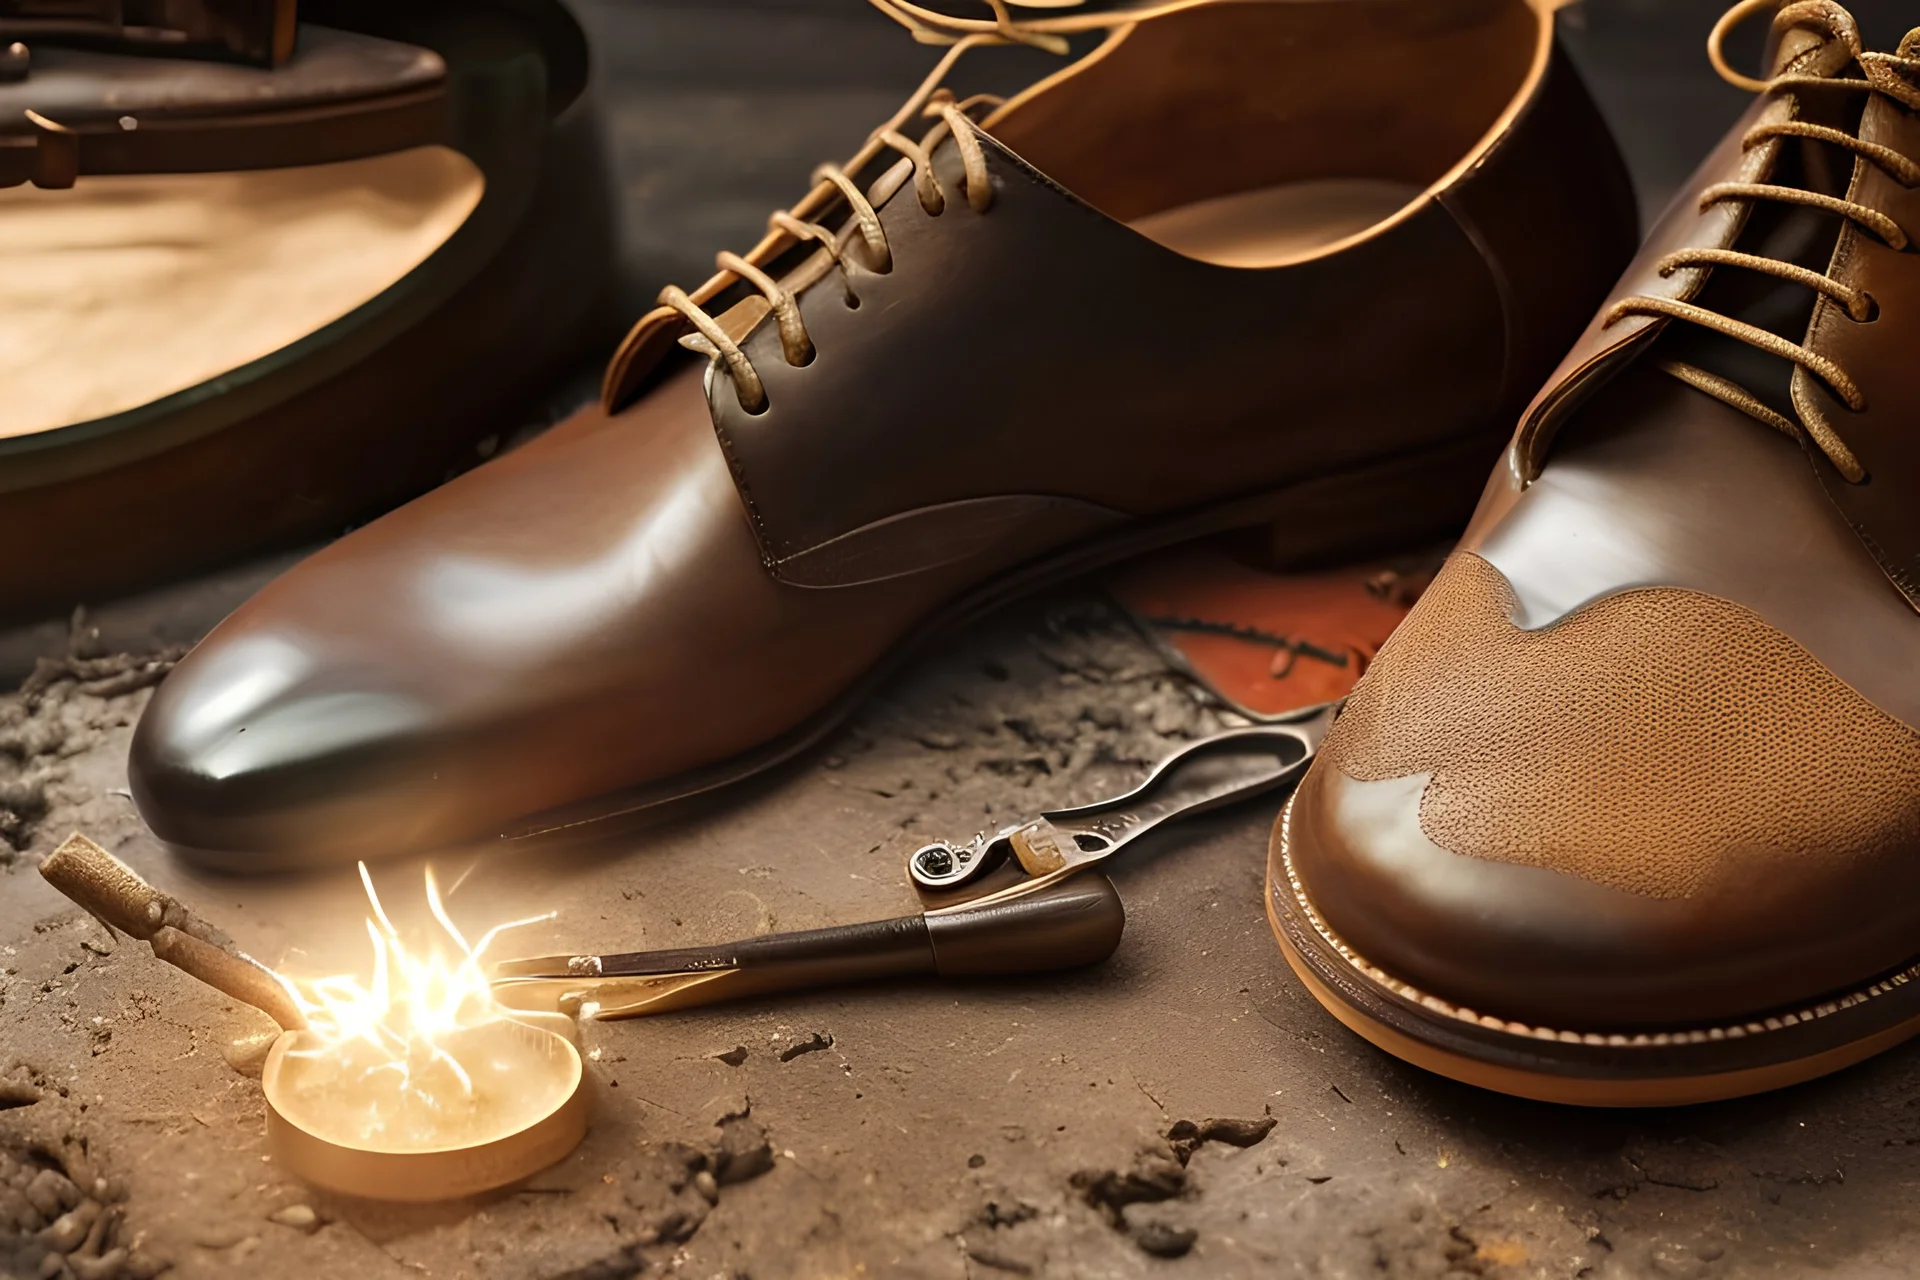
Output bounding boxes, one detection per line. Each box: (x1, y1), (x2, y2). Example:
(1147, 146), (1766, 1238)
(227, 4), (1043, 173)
(1606, 0), (1920, 483)
(634, 0), (1208, 415)
(661, 81), (999, 414)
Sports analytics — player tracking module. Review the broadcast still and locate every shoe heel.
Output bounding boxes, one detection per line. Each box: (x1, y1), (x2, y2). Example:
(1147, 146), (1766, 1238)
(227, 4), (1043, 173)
(1234, 430), (1506, 571)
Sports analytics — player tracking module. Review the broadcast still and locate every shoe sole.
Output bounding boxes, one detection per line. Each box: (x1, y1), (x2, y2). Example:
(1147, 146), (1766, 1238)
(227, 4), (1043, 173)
(492, 430), (1509, 849)
(1267, 794), (1920, 1106)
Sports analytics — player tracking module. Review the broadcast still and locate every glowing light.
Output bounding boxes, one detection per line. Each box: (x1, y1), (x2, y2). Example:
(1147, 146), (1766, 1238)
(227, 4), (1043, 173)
(271, 863), (556, 1152)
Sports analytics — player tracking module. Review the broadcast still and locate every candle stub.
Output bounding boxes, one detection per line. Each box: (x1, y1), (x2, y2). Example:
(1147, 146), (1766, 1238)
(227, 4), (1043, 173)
(271, 1018), (578, 1153)
(263, 863), (586, 1197)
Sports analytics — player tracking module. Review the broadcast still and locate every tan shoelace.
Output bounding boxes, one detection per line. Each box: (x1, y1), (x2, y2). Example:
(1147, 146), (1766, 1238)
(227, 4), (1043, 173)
(1606, 0), (1920, 483)
(639, 0), (1230, 415)
(660, 84), (999, 414)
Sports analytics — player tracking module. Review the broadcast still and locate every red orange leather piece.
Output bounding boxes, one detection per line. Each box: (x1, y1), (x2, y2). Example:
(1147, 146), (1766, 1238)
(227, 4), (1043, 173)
(1108, 543), (1441, 716)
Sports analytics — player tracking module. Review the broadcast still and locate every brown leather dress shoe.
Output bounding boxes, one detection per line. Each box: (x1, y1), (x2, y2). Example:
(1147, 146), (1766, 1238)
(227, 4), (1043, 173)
(130, 0), (1636, 870)
(1274, 0), (1920, 1106)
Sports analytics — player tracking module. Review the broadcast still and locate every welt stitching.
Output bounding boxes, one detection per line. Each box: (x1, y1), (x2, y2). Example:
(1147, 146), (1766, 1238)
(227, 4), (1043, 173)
(1277, 795), (1916, 1049)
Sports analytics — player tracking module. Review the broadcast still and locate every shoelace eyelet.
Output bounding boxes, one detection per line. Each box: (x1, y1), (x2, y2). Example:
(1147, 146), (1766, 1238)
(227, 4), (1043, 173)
(655, 60), (1006, 415)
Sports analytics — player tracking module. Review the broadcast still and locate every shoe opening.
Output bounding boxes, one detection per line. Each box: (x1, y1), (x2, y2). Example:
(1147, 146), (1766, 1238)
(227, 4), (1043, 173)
(983, 0), (1543, 268)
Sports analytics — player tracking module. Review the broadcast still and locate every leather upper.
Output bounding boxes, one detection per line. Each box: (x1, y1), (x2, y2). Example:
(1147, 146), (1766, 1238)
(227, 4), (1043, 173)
(716, 128), (1508, 585)
(1295, 546), (1920, 1029)
(133, 368), (991, 864)
(654, 0), (1639, 587)
(1503, 14), (1920, 613)
(1796, 78), (1920, 601)
(1467, 10), (1920, 717)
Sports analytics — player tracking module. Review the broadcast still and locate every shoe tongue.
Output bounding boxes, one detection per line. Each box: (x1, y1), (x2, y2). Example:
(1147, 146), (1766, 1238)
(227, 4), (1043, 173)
(1647, 25), (1870, 420)
(1509, 7), (1897, 487)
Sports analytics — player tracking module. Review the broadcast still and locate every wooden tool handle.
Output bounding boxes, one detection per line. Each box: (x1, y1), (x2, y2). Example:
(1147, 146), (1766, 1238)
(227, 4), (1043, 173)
(40, 832), (301, 1029)
(38, 832), (232, 947)
(579, 876), (1127, 1019)
(924, 874), (1125, 976)
(151, 927), (306, 1031)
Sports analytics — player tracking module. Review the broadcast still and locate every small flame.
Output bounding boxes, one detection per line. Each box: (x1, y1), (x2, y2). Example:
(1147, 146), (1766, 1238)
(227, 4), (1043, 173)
(273, 863), (552, 1146)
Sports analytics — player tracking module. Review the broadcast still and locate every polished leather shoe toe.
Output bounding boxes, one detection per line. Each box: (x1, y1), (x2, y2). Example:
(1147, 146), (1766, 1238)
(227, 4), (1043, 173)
(1273, 0), (1920, 1105)
(134, 0), (1637, 869)
(132, 367), (914, 865)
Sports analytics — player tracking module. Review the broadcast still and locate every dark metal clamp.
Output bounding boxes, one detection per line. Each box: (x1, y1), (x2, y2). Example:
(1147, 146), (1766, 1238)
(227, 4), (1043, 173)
(907, 710), (1332, 907)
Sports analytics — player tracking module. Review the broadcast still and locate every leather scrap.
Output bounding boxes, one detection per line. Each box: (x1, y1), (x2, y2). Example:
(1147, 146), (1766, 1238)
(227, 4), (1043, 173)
(1107, 542), (1444, 717)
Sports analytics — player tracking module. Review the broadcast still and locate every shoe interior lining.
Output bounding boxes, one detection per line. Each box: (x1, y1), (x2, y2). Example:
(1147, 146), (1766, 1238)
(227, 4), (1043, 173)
(0, 144), (484, 441)
(1126, 177), (1424, 268)
(984, 0), (1539, 243)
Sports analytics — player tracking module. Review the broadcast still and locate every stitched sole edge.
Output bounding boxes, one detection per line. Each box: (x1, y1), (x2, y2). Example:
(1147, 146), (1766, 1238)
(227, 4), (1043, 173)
(1268, 795), (1920, 1106)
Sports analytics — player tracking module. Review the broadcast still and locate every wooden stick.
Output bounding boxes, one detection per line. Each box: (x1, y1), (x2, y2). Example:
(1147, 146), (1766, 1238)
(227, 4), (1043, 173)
(150, 928), (305, 1031)
(37, 833), (232, 947)
(39, 832), (303, 1030)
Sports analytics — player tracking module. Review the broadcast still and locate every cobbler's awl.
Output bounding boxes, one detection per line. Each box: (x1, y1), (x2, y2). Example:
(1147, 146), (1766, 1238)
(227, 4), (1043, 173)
(491, 873), (1125, 1019)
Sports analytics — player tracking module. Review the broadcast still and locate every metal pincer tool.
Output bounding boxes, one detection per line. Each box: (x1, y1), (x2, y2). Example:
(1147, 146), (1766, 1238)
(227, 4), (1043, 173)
(906, 714), (1330, 906)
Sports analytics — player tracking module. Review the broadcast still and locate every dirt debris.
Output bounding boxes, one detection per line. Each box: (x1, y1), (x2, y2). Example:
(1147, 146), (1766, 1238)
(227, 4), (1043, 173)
(1068, 1115), (1276, 1260)
(976, 1199), (1040, 1230)
(0, 770), (51, 858)
(775, 1032), (833, 1063)
(1164, 1114), (1277, 1166)
(711, 1108), (775, 1186)
(0, 1093), (164, 1280)
(963, 1241), (1034, 1274)
(265, 1204), (319, 1234)
(19, 612), (182, 704)
(539, 1109), (778, 1278)
(841, 601), (1238, 844)
(20, 654), (181, 705)
(0, 1081), (39, 1112)
(5, 583), (1920, 1276)
(1131, 1221), (1198, 1259)
(0, 624), (180, 862)
(1071, 1151), (1189, 1227)
(1070, 1150), (1205, 1262)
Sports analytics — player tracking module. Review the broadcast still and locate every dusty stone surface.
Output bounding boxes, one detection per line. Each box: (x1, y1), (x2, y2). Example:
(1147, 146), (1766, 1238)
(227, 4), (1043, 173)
(12, 3), (1920, 1274)
(4, 595), (1920, 1279)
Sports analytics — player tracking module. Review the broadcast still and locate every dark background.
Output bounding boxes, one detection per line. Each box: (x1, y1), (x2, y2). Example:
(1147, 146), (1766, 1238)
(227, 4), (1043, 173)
(566, 0), (1919, 319)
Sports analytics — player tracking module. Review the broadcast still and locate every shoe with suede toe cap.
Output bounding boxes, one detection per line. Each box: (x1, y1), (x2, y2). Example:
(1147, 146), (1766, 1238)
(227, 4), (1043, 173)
(1271, 0), (1920, 1106)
